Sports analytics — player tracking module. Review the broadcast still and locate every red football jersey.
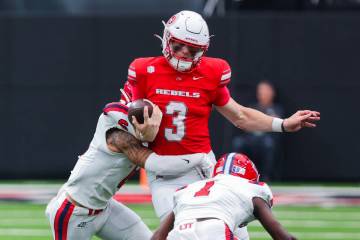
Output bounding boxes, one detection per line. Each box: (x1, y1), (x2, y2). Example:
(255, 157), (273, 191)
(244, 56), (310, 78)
(124, 56), (231, 155)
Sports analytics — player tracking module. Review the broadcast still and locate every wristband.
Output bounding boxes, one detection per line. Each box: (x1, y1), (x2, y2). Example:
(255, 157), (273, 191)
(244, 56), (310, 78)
(272, 118), (284, 132)
(281, 120), (286, 132)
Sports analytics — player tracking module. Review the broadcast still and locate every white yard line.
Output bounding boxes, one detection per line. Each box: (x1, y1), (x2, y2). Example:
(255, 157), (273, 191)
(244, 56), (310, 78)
(249, 219), (360, 228)
(250, 231), (360, 239)
(273, 211), (360, 219)
(0, 219), (48, 225)
(0, 228), (359, 239)
(0, 229), (51, 237)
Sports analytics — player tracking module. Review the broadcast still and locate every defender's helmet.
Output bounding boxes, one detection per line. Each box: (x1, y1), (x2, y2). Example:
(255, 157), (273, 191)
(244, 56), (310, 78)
(213, 153), (260, 182)
(161, 10), (210, 72)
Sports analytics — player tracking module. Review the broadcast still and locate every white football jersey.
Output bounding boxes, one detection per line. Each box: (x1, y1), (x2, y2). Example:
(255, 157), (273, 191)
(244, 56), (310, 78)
(62, 103), (137, 210)
(173, 174), (273, 232)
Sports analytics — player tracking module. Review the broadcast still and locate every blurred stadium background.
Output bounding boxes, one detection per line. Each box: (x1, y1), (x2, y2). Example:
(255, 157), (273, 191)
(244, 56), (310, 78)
(0, 0), (359, 239)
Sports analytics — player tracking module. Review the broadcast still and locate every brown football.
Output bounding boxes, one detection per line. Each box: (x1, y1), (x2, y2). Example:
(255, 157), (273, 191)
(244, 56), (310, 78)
(128, 99), (153, 124)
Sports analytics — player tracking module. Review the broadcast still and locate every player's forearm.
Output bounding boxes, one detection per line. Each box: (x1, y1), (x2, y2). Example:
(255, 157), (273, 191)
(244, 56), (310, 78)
(253, 198), (297, 240)
(107, 128), (152, 168)
(236, 106), (274, 132)
(151, 212), (175, 240)
(264, 220), (296, 240)
(217, 98), (275, 132)
(123, 145), (153, 168)
(137, 126), (159, 142)
(145, 153), (206, 176)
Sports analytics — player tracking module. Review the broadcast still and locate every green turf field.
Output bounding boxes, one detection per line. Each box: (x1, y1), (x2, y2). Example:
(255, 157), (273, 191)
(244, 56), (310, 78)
(0, 202), (359, 240)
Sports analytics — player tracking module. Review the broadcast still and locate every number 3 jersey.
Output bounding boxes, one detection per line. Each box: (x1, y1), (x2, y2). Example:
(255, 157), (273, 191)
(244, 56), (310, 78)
(172, 174), (273, 233)
(125, 56), (232, 155)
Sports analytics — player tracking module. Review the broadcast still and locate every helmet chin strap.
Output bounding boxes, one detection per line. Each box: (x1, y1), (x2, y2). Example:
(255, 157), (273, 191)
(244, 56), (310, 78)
(169, 57), (193, 72)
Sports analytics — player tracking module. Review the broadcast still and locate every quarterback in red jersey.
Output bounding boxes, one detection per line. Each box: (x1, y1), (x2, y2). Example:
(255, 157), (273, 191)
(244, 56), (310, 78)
(121, 10), (320, 239)
(127, 56), (231, 155)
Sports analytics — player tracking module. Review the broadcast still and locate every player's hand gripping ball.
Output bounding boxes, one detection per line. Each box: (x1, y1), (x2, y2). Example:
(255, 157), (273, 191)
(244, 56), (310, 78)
(128, 99), (153, 124)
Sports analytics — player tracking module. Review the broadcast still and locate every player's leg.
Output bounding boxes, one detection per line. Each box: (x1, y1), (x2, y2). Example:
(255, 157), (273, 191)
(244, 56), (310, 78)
(95, 198), (152, 240)
(196, 219), (238, 240)
(148, 151), (217, 220)
(167, 219), (198, 240)
(45, 191), (96, 240)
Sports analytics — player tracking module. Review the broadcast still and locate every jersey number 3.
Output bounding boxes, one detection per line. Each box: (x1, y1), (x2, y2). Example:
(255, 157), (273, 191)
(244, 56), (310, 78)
(165, 101), (187, 141)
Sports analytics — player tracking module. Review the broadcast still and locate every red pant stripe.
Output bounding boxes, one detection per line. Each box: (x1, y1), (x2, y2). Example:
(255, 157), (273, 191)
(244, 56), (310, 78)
(225, 224), (234, 240)
(54, 199), (68, 240)
(54, 199), (75, 240)
(61, 201), (75, 240)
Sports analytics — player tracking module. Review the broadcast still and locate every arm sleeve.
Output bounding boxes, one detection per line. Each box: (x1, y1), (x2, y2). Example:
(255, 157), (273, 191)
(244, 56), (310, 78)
(119, 81), (133, 104)
(126, 59), (146, 100)
(213, 59), (231, 106)
(218, 59), (231, 87)
(144, 153), (206, 176)
(213, 86), (231, 106)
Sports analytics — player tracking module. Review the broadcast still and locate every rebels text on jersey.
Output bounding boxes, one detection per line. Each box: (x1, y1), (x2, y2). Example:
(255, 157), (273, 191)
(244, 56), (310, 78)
(125, 56), (232, 155)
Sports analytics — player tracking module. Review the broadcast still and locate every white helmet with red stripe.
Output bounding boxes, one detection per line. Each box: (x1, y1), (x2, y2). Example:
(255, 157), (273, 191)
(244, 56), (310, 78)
(161, 10), (210, 72)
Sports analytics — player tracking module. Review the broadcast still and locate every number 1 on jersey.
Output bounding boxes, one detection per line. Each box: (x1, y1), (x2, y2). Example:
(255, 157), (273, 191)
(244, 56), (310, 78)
(165, 101), (187, 141)
(194, 180), (215, 197)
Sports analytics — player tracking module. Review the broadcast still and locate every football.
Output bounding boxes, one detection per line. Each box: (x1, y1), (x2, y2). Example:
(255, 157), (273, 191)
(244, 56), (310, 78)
(128, 99), (153, 124)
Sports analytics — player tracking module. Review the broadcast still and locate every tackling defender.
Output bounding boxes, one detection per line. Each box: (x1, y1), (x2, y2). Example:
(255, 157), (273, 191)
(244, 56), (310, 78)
(151, 153), (297, 240)
(121, 10), (320, 239)
(45, 101), (213, 240)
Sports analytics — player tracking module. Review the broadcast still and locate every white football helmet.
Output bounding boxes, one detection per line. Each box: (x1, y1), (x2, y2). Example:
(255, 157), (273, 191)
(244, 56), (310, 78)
(160, 10), (210, 72)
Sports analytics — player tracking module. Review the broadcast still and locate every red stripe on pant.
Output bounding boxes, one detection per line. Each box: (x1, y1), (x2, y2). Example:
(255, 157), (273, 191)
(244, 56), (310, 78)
(54, 199), (75, 240)
(54, 199), (67, 240)
(225, 224), (234, 240)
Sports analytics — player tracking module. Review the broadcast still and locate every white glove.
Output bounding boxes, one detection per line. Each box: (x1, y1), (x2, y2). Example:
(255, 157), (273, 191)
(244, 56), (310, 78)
(195, 154), (215, 179)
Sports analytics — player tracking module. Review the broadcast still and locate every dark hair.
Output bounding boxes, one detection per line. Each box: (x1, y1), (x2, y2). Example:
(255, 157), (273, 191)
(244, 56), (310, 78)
(258, 79), (275, 90)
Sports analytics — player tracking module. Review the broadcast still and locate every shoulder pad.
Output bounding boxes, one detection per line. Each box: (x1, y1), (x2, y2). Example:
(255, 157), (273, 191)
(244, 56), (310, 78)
(103, 102), (135, 134)
(200, 57), (231, 87)
(128, 57), (156, 82)
(103, 102), (128, 115)
(259, 182), (273, 207)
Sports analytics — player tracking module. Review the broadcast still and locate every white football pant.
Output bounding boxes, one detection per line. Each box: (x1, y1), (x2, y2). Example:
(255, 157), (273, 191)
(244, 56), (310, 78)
(167, 218), (236, 240)
(45, 191), (152, 240)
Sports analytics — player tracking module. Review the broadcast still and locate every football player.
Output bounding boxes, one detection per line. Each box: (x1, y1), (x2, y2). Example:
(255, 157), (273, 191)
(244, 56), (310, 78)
(120, 10), (320, 239)
(151, 153), (297, 240)
(45, 101), (213, 240)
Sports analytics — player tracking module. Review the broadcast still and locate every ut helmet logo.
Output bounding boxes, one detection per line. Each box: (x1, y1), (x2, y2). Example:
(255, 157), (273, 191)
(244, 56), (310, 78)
(232, 165), (246, 175)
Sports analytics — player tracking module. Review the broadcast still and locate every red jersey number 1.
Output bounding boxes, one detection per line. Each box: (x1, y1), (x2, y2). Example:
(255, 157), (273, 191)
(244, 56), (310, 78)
(194, 181), (215, 197)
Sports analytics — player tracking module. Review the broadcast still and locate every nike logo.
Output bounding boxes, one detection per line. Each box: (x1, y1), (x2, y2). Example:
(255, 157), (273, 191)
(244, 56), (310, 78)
(182, 159), (190, 164)
(193, 76), (204, 80)
(77, 222), (88, 228)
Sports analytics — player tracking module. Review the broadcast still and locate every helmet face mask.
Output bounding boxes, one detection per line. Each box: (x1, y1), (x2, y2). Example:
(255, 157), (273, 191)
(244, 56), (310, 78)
(169, 39), (205, 60)
(213, 153), (260, 182)
(161, 11), (210, 72)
